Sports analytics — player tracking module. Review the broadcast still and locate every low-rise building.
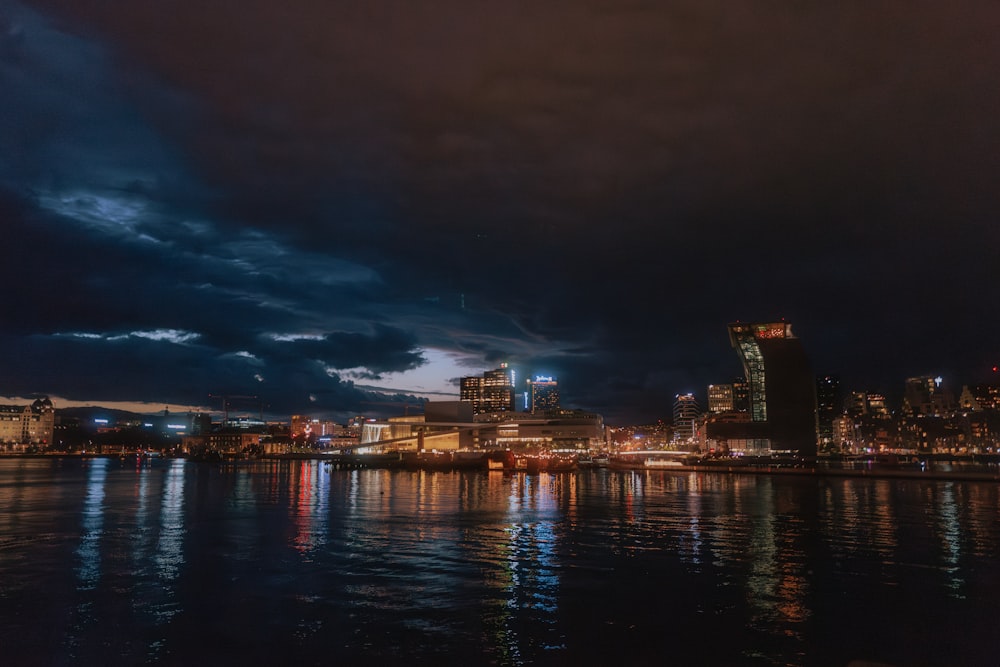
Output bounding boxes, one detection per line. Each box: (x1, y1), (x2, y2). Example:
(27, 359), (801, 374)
(0, 397), (55, 449)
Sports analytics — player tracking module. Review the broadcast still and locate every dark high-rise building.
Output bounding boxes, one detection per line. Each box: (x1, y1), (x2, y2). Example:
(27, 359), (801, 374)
(816, 375), (841, 446)
(727, 322), (817, 456)
(902, 375), (955, 417)
(844, 391), (890, 419)
(845, 391), (868, 418)
(731, 378), (750, 413)
(527, 376), (560, 413)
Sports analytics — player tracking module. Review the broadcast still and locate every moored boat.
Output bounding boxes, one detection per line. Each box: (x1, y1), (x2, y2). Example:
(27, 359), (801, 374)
(524, 455), (578, 473)
(546, 456), (578, 473)
(644, 458), (684, 468)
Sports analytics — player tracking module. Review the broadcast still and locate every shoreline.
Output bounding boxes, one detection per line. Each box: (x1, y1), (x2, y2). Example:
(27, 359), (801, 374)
(629, 463), (1000, 482)
(2, 452), (999, 482)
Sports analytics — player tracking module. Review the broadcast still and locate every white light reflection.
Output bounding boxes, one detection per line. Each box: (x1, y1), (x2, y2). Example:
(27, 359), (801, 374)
(154, 459), (186, 585)
(685, 480), (703, 565)
(75, 458), (108, 590)
(937, 483), (965, 598)
(131, 459), (150, 566)
(497, 474), (567, 655)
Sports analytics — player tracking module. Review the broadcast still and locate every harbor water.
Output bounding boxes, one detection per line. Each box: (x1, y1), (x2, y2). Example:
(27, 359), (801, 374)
(1, 457), (998, 666)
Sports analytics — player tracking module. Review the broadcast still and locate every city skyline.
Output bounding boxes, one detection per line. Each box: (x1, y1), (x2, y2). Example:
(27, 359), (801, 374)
(4, 357), (993, 429)
(2, 2), (999, 425)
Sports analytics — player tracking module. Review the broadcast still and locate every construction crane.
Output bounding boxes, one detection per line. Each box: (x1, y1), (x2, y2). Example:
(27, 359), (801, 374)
(208, 394), (263, 425)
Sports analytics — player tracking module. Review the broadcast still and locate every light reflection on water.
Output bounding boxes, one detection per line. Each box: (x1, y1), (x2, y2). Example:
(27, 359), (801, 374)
(75, 457), (108, 590)
(290, 459), (328, 558)
(1, 460), (999, 666)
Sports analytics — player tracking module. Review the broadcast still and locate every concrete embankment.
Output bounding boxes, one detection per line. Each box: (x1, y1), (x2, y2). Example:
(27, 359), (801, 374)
(629, 463), (1000, 482)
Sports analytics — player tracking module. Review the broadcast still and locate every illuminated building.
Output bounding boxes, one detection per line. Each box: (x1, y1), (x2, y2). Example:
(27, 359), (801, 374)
(708, 384), (734, 413)
(672, 393), (701, 443)
(903, 376), (955, 417)
(960, 384), (1000, 412)
(832, 415), (856, 449)
(461, 363), (516, 415)
(866, 393), (890, 418)
(0, 397), (55, 449)
(460, 375), (487, 412)
(290, 414), (309, 437)
(491, 410), (605, 450)
(527, 376), (560, 413)
(816, 375), (841, 445)
(722, 322), (817, 456)
(360, 402), (606, 452)
(291, 415), (343, 438)
(845, 391), (868, 417)
(182, 432), (261, 455)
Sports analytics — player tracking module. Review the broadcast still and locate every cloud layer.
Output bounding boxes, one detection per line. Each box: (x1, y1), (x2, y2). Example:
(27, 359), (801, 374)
(3, 1), (999, 422)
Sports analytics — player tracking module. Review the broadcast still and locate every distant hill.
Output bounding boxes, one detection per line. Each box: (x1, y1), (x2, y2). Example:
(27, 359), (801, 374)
(57, 406), (174, 425)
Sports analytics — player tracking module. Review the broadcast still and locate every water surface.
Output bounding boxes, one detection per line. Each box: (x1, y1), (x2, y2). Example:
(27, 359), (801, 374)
(1, 458), (997, 666)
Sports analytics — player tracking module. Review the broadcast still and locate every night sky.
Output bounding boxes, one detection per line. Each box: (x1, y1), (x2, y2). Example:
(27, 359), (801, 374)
(2, 1), (999, 424)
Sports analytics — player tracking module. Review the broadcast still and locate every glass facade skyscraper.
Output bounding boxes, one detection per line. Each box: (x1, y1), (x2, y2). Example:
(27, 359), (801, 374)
(726, 322), (818, 456)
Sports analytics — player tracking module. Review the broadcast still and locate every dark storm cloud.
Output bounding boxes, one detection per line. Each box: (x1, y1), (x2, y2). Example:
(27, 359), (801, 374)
(255, 326), (425, 375)
(3, 1), (1000, 422)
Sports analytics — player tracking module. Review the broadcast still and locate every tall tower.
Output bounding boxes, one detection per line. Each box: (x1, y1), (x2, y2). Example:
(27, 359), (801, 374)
(481, 363), (515, 413)
(461, 363), (516, 415)
(672, 393), (701, 443)
(460, 376), (483, 403)
(527, 376), (560, 413)
(728, 322), (817, 456)
(815, 375), (841, 446)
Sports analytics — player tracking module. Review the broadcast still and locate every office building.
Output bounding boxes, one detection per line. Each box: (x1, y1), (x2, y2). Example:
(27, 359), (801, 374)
(731, 378), (750, 413)
(816, 375), (841, 445)
(460, 363), (516, 415)
(960, 384), (1000, 412)
(723, 322), (817, 456)
(527, 376), (560, 413)
(707, 384), (734, 413)
(845, 391), (868, 417)
(866, 393), (890, 418)
(903, 376), (955, 417)
(673, 393), (701, 443)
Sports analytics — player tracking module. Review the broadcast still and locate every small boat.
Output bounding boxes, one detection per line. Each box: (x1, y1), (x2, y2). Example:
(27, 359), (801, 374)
(644, 458), (683, 468)
(525, 456), (546, 474)
(546, 456), (578, 473)
(522, 454), (579, 473)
